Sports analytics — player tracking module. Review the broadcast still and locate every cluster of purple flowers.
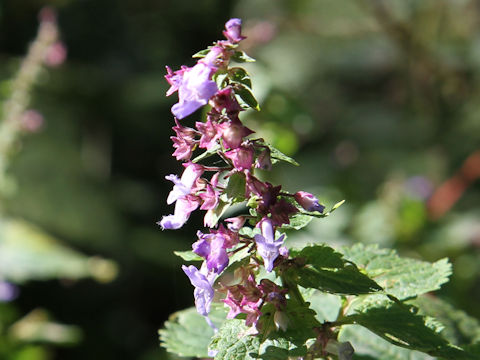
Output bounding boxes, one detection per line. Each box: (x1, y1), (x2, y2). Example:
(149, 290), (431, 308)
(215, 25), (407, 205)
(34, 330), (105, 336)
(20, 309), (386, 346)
(159, 19), (324, 331)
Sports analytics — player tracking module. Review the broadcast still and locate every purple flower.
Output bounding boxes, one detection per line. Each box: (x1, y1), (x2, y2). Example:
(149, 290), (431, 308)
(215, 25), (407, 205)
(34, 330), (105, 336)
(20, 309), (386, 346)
(166, 163), (204, 205)
(223, 18), (246, 43)
(294, 191), (325, 212)
(254, 218), (285, 272)
(201, 46), (223, 67)
(193, 231), (229, 273)
(169, 61), (218, 119)
(0, 281), (18, 302)
(158, 195), (199, 230)
(182, 264), (217, 329)
(165, 65), (188, 96)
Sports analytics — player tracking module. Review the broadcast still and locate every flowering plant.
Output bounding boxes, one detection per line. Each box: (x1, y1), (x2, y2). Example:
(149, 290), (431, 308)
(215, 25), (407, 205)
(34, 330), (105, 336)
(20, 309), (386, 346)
(159, 19), (478, 360)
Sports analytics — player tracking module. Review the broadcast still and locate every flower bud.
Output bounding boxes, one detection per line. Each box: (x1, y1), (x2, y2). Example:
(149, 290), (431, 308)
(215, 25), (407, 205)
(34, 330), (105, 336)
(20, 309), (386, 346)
(255, 148), (272, 171)
(223, 18), (246, 43)
(273, 311), (288, 332)
(294, 191), (325, 212)
(210, 87), (242, 114)
(225, 216), (246, 231)
(225, 146), (254, 171)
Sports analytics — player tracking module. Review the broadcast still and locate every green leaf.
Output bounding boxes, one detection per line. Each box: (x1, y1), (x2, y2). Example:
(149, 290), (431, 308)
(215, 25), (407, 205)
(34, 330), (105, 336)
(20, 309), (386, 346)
(239, 226), (259, 238)
(255, 140), (299, 166)
(204, 198), (231, 228)
(219, 246), (251, 278)
(331, 199), (346, 212)
(290, 245), (382, 295)
(210, 302), (315, 360)
(339, 324), (436, 360)
(281, 213), (313, 230)
(412, 296), (480, 345)
(214, 71), (229, 89)
(192, 143), (221, 163)
(229, 67), (252, 89)
(0, 218), (117, 283)
(209, 320), (261, 360)
(342, 298), (475, 359)
(234, 84), (260, 111)
(303, 290), (342, 323)
(192, 48), (211, 58)
(341, 244), (452, 300)
(231, 51), (256, 63)
(224, 172), (246, 203)
(173, 250), (202, 262)
(160, 306), (228, 358)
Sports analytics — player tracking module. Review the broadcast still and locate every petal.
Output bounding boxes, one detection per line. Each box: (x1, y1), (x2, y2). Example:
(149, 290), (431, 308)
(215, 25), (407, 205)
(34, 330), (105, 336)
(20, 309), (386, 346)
(171, 98), (205, 119)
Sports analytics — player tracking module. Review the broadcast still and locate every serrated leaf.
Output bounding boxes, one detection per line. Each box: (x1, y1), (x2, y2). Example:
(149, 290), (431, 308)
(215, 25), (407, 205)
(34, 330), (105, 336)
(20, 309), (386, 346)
(339, 324), (436, 360)
(255, 140), (299, 166)
(209, 319), (260, 360)
(229, 67), (252, 89)
(290, 245), (382, 295)
(0, 218), (117, 283)
(160, 306), (228, 358)
(234, 84), (260, 111)
(342, 298), (475, 359)
(173, 250), (202, 262)
(341, 244), (452, 300)
(412, 296), (480, 345)
(231, 51), (256, 63)
(210, 313), (311, 360)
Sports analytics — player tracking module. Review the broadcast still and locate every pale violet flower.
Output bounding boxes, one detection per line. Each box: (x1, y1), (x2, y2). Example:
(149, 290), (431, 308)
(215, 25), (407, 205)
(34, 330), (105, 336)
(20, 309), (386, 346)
(170, 62), (218, 119)
(182, 264), (217, 329)
(166, 163), (203, 205)
(254, 218), (285, 272)
(223, 18), (246, 43)
(158, 195), (199, 230)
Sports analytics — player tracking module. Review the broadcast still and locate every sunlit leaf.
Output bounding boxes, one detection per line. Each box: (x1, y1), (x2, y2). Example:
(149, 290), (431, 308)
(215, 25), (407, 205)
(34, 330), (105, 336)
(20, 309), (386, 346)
(290, 245), (382, 295)
(160, 306), (228, 358)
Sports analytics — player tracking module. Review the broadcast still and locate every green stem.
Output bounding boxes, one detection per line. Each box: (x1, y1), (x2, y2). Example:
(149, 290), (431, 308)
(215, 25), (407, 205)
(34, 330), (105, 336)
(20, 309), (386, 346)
(280, 274), (305, 306)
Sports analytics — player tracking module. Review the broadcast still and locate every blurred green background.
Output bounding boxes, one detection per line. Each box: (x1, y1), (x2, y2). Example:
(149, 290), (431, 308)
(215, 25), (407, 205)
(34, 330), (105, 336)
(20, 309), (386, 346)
(0, 0), (479, 359)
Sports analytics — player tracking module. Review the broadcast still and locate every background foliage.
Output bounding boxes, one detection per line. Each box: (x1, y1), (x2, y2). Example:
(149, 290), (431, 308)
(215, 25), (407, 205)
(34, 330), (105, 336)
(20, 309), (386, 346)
(0, 0), (479, 359)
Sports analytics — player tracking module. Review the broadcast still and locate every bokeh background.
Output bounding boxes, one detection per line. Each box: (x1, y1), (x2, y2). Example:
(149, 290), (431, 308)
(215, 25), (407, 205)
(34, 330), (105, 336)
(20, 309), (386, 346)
(0, 0), (479, 359)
